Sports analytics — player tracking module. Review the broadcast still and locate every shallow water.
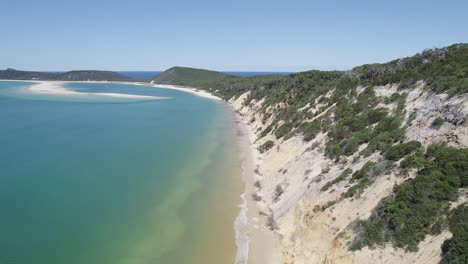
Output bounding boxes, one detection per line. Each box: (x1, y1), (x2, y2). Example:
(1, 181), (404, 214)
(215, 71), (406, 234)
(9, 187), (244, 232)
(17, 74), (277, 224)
(0, 81), (243, 264)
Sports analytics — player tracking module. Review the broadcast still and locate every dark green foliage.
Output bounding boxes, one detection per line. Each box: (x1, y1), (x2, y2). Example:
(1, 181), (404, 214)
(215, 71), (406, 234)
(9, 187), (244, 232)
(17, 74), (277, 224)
(431, 117), (444, 129)
(400, 150), (427, 170)
(151, 44), (468, 145)
(353, 44), (468, 96)
(259, 140), (274, 153)
(321, 168), (353, 192)
(350, 144), (468, 252)
(275, 123), (293, 139)
(384, 141), (422, 161)
(407, 111), (418, 126)
(259, 125), (273, 138)
(441, 204), (468, 264)
(301, 120), (321, 141)
(366, 108), (388, 124)
(342, 161), (378, 198)
(0, 68), (133, 81)
(326, 87), (392, 160)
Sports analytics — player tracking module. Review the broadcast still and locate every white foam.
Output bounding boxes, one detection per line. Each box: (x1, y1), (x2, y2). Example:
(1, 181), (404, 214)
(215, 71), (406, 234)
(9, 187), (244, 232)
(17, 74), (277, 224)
(234, 191), (249, 264)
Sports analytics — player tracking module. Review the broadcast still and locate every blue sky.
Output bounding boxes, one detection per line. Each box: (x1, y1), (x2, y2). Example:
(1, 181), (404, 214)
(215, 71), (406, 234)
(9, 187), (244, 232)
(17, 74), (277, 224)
(1, 0), (467, 71)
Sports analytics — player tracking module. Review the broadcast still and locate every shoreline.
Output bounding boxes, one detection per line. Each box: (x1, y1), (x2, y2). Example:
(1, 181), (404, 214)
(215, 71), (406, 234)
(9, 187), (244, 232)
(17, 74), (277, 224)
(150, 83), (223, 101)
(150, 83), (281, 263)
(27, 81), (167, 100)
(152, 82), (280, 263)
(233, 111), (281, 264)
(0, 78), (278, 263)
(0, 79), (221, 101)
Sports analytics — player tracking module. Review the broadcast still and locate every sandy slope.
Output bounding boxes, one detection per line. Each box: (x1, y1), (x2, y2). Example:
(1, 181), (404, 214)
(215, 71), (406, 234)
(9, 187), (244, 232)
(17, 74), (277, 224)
(229, 84), (468, 264)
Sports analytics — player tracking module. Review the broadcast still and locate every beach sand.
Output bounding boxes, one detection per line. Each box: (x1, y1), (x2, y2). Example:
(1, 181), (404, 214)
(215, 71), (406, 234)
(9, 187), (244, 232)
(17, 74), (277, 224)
(233, 114), (282, 264)
(28, 81), (166, 99)
(150, 83), (223, 101)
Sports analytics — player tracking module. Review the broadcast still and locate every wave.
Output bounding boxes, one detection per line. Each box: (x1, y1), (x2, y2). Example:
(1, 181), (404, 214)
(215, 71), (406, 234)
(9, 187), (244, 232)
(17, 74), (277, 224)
(234, 190), (249, 264)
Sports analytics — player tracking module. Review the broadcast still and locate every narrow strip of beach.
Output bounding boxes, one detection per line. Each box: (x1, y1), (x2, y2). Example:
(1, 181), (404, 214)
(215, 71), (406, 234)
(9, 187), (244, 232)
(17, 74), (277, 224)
(150, 83), (223, 101)
(233, 113), (282, 264)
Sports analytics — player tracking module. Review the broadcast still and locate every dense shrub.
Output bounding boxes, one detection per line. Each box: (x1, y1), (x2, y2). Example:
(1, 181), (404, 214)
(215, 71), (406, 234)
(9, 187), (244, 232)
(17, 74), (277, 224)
(259, 124), (273, 138)
(441, 204), (468, 264)
(431, 117), (444, 129)
(274, 123), (293, 139)
(321, 168), (353, 192)
(259, 140), (274, 153)
(301, 120), (321, 141)
(350, 144), (468, 252)
(384, 140), (422, 161)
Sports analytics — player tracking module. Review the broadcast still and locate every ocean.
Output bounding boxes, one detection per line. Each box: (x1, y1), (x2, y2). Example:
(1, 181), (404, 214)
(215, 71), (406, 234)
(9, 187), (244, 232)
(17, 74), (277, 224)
(0, 81), (244, 264)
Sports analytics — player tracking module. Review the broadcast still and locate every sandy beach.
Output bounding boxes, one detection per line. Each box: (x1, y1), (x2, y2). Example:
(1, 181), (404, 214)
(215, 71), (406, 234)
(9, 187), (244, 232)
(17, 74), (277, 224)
(233, 114), (282, 264)
(27, 81), (166, 100)
(150, 83), (223, 101)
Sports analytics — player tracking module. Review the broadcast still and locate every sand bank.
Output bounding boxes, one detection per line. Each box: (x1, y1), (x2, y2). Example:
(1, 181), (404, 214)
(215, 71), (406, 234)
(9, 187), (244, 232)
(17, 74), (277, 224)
(150, 83), (223, 101)
(28, 81), (166, 100)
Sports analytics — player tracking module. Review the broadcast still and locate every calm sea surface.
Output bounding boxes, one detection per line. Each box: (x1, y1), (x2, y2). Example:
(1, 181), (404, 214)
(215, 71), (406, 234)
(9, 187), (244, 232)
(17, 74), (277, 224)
(0, 81), (243, 264)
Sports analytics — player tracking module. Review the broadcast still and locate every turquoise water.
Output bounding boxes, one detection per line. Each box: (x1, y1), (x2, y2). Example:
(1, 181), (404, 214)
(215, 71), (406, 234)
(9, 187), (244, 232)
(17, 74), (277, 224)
(0, 81), (243, 264)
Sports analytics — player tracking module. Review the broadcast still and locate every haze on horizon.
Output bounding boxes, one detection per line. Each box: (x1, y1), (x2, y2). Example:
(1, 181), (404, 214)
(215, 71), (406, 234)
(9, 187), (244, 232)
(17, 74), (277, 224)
(2, 0), (468, 72)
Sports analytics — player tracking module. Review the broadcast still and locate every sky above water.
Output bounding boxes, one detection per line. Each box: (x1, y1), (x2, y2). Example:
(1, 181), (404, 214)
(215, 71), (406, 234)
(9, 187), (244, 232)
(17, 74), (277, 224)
(1, 0), (468, 71)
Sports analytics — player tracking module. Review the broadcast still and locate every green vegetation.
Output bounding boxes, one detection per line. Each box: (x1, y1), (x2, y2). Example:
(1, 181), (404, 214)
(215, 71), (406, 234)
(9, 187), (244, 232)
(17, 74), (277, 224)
(152, 66), (230, 86)
(351, 144), (468, 252)
(341, 161), (389, 198)
(152, 44), (468, 146)
(321, 168), (353, 192)
(431, 117), (445, 129)
(407, 110), (417, 126)
(0, 68), (133, 81)
(301, 120), (321, 141)
(384, 140), (422, 161)
(441, 203), (468, 264)
(259, 140), (274, 153)
(148, 44), (468, 256)
(354, 44), (468, 96)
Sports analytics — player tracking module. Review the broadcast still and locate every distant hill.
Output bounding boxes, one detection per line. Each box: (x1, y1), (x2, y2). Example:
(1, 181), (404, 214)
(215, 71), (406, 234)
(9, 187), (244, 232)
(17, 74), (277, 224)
(0, 68), (56, 80)
(152, 66), (284, 99)
(0, 69), (134, 82)
(152, 66), (231, 86)
(54, 70), (132, 81)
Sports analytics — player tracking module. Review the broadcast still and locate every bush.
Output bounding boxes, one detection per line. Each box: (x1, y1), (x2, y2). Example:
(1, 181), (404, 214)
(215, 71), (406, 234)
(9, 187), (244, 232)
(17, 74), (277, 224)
(259, 140), (274, 153)
(384, 140), (422, 161)
(441, 204), (468, 263)
(321, 168), (352, 192)
(302, 120), (321, 141)
(350, 144), (468, 252)
(259, 125), (273, 138)
(431, 117), (444, 129)
(275, 123), (293, 139)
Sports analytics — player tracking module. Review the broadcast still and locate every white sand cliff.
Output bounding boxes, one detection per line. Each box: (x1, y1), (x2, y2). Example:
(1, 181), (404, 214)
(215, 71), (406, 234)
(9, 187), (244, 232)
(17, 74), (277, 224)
(228, 82), (468, 264)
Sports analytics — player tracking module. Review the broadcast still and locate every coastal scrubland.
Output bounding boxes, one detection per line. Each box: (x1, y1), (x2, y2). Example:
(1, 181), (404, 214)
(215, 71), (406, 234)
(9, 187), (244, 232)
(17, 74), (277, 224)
(152, 43), (468, 263)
